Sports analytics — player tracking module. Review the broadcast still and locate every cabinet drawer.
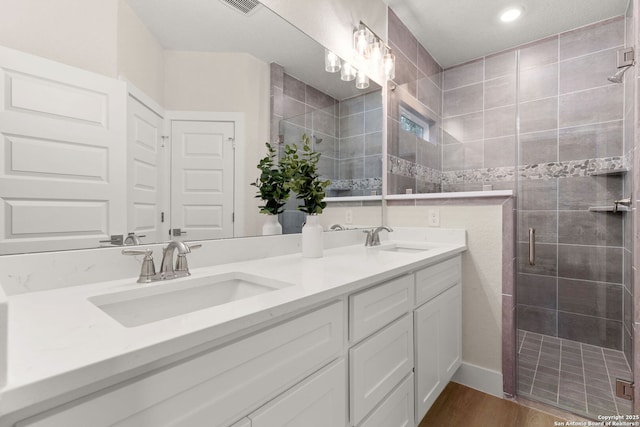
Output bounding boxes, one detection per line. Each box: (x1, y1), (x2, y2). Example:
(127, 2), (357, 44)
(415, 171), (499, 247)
(349, 274), (413, 342)
(415, 255), (461, 305)
(249, 358), (346, 427)
(350, 314), (413, 426)
(359, 373), (414, 427)
(19, 302), (344, 427)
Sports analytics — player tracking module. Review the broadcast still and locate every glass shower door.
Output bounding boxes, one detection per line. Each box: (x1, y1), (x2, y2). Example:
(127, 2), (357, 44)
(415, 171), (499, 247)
(515, 16), (633, 418)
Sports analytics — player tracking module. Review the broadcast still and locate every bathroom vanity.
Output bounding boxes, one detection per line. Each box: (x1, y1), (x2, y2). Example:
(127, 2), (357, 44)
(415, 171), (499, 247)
(0, 228), (465, 426)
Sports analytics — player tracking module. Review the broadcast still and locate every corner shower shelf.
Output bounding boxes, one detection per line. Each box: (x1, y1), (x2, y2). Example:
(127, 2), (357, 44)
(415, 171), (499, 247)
(589, 168), (629, 176)
(588, 206), (630, 212)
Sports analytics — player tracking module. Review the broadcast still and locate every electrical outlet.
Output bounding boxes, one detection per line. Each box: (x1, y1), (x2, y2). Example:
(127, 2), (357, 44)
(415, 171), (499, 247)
(427, 208), (440, 227)
(345, 209), (353, 224)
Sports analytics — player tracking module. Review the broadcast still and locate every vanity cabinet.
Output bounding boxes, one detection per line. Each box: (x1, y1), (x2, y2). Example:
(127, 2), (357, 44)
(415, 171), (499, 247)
(414, 264), (462, 422)
(13, 254), (463, 427)
(17, 302), (344, 427)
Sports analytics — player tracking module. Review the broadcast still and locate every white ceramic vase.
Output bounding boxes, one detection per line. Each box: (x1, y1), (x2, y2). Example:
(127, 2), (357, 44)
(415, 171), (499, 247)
(262, 214), (282, 236)
(302, 214), (323, 258)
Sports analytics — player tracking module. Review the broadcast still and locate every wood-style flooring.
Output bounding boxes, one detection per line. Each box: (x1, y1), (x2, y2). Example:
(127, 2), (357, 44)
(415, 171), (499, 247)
(419, 382), (565, 427)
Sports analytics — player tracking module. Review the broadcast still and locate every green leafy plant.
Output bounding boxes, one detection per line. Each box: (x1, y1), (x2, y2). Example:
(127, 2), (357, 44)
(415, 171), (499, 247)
(283, 134), (331, 215)
(251, 142), (291, 215)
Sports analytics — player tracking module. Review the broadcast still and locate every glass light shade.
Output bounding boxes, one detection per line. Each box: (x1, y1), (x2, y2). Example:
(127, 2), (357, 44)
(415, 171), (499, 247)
(383, 52), (396, 80)
(341, 62), (357, 81)
(324, 49), (341, 72)
(355, 70), (370, 89)
(354, 28), (369, 58)
(369, 41), (383, 65)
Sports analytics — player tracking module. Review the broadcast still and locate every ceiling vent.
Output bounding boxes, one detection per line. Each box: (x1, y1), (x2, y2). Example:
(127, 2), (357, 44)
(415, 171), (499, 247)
(219, 0), (261, 15)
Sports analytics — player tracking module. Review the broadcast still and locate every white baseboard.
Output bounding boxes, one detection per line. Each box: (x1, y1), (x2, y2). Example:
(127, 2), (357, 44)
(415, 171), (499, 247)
(451, 362), (503, 398)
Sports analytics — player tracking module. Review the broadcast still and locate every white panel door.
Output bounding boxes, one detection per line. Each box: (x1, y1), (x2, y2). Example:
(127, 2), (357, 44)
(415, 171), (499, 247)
(171, 120), (234, 240)
(0, 46), (126, 254)
(127, 95), (164, 243)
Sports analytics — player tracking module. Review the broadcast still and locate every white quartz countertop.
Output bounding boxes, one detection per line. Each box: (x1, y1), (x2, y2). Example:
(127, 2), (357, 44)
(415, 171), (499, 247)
(1, 239), (465, 418)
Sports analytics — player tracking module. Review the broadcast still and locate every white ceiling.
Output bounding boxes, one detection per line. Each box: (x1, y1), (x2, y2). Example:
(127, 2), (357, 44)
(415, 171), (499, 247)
(125, 0), (380, 100)
(382, 0), (630, 68)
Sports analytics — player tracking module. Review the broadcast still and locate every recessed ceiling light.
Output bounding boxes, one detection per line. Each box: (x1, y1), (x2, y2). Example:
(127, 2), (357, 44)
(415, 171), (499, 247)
(500, 7), (523, 23)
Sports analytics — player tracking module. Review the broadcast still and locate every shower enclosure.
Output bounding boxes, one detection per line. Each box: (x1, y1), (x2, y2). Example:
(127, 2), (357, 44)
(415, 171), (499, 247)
(515, 15), (634, 418)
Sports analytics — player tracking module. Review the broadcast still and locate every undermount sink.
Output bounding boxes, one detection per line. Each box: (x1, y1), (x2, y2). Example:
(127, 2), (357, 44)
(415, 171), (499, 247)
(378, 242), (434, 253)
(89, 272), (294, 327)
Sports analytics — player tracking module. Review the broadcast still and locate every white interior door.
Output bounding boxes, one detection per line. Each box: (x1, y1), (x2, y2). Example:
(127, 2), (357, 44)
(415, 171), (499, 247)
(0, 46), (126, 254)
(171, 120), (234, 240)
(127, 95), (164, 244)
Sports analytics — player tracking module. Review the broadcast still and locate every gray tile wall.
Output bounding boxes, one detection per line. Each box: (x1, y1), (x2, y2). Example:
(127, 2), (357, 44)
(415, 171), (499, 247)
(271, 64), (384, 197)
(438, 17), (629, 351)
(387, 8), (443, 194)
(514, 18), (628, 352)
(333, 91), (383, 196)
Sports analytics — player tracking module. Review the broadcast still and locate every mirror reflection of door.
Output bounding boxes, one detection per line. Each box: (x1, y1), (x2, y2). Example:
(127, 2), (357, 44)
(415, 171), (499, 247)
(127, 95), (164, 243)
(170, 120), (235, 241)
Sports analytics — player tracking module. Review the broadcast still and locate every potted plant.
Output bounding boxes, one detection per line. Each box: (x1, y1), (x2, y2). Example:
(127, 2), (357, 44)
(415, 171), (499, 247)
(251, 142), (291, 235)
(283, 134), (331, 257)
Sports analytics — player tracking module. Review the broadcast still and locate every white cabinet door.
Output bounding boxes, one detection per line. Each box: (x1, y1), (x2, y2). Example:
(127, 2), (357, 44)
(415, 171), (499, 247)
(0, 46), (126, 254)
(439, 283), (462, 379)
(414, 283), (461, 422)
(350, 314), (413, 426)
(127, 95), (164, 243)
(171, 120), (234, 240)
(250, 358), (347, 427)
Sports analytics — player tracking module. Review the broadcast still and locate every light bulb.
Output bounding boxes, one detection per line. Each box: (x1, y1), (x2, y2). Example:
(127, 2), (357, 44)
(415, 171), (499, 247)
(325, 49), (341, 73)
(356, 69), (369, 89)
(369, 41), (383, 65)
(354, 28), (369, 58)
(383, 52), (395, 80)
(341, 62), (357, 81)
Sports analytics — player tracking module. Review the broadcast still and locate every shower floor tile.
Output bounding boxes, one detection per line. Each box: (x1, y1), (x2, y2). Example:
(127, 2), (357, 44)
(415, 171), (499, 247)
(517, 330), (633, 419)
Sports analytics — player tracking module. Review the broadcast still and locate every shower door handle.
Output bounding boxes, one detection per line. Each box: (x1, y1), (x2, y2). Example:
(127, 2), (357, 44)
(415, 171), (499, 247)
(529, 228), (535, 266)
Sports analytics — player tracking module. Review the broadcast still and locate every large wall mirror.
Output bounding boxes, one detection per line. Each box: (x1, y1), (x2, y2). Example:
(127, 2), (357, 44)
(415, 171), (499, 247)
(0, 0), (383, 255)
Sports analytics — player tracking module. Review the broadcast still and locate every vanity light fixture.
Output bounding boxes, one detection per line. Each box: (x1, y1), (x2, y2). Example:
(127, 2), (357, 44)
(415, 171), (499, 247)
(353, 22), (396, 82)
(324, 49), (341, 72)
(500, 6), (523, 22)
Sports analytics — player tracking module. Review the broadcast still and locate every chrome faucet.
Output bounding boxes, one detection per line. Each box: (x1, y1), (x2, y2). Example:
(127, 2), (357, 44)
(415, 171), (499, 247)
(160, 241), (201, 279)
(330, 224), (345, 230)
(363, 226), (393, 246)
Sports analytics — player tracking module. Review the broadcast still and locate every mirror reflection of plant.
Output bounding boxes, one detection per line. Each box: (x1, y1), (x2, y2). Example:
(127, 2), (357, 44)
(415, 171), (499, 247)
(282, 134), (331, 215)
(251, 142), (291, 215)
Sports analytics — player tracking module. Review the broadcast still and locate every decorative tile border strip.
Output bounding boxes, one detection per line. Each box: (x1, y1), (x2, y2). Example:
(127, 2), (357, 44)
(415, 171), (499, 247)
(328, 177), (382, 191)
(388, 155), (440, 184)
(441, 167), (515, 184)
(389, 155), (627, 186)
